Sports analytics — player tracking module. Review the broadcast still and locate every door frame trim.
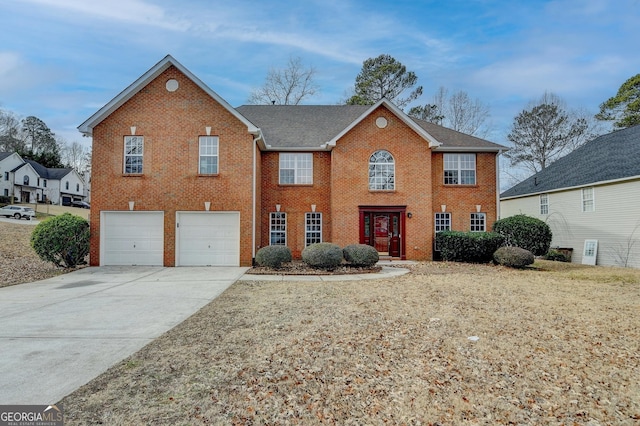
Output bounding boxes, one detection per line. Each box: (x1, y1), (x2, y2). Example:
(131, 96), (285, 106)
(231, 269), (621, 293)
(358, 205), (406, 260)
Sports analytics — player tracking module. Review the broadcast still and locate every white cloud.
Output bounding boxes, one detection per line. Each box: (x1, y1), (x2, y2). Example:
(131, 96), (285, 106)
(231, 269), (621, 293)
(20, 0), (190, 31)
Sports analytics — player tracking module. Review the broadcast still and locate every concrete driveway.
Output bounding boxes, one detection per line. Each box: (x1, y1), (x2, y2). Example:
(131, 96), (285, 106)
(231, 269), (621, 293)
(0, 266), (247, 404)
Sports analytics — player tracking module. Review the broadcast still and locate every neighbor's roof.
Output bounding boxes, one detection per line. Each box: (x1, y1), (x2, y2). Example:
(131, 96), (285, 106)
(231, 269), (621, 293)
(236, 102), (505, 151)
(78, 55), (259, 137)
(501, 124), (640, 199)
(24, 159), (72, 180)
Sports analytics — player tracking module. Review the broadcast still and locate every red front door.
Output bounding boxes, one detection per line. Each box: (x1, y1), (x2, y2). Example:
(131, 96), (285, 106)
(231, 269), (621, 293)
(374, 214), (390, 254)
(360, 208), (404, 258)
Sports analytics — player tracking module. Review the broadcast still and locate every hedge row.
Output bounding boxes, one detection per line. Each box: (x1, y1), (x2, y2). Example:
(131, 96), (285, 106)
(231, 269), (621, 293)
(255, 243), (379, 270)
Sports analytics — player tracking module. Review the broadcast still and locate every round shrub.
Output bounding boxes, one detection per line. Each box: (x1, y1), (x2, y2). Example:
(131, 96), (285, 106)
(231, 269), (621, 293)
(343, 244), (379, 267)
(31, 213), (89, 268)
(302, 242), (343, 270)
(255, 245), (292, 268)
(493, 246), (535, 268)
(492, 214), (552, 256)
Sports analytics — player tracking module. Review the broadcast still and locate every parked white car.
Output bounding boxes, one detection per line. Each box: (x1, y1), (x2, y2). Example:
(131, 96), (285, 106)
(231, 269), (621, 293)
(0, 205), (36, 220)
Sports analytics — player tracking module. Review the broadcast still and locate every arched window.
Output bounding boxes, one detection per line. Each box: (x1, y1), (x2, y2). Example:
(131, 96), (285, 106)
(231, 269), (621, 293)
(368, 150), (395, 190)
(23, 175), (29, 185)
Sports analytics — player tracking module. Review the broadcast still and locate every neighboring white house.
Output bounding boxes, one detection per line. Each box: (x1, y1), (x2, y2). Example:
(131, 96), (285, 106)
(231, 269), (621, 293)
(0, 152), (24, 200)
(0, 152), (87, 205)
(500, 125), (640, 268)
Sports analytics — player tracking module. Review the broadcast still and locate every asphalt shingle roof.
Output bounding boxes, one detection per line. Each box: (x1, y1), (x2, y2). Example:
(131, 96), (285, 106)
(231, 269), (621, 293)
(501, 124), (640, 198)
(236, 105), (505, 150)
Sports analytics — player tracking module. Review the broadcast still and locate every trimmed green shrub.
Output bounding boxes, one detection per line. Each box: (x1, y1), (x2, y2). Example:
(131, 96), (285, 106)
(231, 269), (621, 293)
(493, 246), (535, 268)
(436, 231), (504, 263)
(255, 245), (292, 268)
(31, 213), (89, 268)
(492, 214), (552, 256)
(544, 249), (570, 262)
(343, 244), (379, 267)
(302, 242), (343, 269)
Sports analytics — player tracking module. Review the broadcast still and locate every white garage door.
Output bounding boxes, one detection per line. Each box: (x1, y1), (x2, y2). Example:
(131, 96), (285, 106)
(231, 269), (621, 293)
(101, 211), (164, 265)
(176, 212), (240, 266)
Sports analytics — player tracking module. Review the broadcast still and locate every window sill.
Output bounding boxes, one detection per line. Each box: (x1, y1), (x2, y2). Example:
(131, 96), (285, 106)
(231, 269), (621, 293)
(369, 189), (396, 193)
(122, 173), (144, 177)
(278, 183), (313, 187)
(197, 173), (220, 177)
(442, 184), (478, 188)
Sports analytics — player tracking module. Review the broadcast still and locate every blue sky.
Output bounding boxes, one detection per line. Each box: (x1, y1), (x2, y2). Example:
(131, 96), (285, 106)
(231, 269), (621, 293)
(1, 0), (639, 154)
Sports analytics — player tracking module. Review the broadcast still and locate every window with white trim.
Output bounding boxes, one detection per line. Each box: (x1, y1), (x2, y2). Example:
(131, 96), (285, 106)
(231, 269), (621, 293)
(199, 136), (219, 174)
(540, 194), (549, 215)
(434, 212), (451, 251)
(3, 172), (8, 181)
(582, 187), (594, 212)
(369, 150), (395, 190)
(124, 136), (144, 174)
(470, 212), (486, 232)
(270, 212), (287, 245)
(305, 212), (322, 246)
(279, 153), (312, 184)
(444, 153), (476, 185)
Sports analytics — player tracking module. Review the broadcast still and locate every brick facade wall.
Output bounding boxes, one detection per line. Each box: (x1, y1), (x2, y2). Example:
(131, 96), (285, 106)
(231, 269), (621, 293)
(90, 66), (499, 265)
(90, 66), (256, 266)
(431, 152), (498, 231)
(330, 106), (435, 260)
(260, 151), (332, 258)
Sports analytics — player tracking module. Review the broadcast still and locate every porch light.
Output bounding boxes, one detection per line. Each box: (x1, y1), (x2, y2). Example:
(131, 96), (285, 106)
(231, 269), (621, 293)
(407, 212), (413, 218)
(128, 201), (135, 211)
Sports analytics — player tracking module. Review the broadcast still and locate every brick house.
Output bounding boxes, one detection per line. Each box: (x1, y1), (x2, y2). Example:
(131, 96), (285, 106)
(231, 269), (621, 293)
(79, 55), (505, 267)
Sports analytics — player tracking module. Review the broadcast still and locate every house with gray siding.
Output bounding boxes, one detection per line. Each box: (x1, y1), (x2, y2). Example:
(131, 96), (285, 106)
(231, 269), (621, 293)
(500, 125), (640, 268)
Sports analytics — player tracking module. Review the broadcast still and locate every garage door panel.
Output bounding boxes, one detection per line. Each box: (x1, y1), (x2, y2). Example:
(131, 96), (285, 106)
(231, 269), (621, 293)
(102, 212), (164, 266)
(177, 212), (240, 266)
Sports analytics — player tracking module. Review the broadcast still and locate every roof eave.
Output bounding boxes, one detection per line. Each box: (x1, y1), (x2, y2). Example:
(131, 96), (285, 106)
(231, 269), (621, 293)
(78, 55), (259, 137)
(433, 146), (507, 153)
(326, 99), (442, 148)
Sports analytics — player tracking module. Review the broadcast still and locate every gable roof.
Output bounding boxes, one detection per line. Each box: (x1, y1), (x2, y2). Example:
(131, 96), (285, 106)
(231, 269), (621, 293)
(237, 100), (504, 152)
(78, 55), (260, 137)
(0, 152), (13, 161)
(501, 124), (640, 199)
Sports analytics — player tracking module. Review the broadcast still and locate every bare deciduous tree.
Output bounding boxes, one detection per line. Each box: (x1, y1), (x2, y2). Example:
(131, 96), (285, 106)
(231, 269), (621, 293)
(408, 87), (492, 137)
(61, 140), (90, 173)
(248, 56), (319, 105)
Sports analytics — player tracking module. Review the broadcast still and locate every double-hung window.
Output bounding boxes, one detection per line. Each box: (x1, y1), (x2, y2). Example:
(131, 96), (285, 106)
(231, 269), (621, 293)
(434, 212), (451, 251)
(444, 153), (476, 185)
(470, 212), (486, 232)
(279, 153), (312, 184)
(199, 136), (219, 174)
(270, 212), (287, 246)
(124, 136), (144, 174)
(540, 194), (549, 215)
(582, 187), (594, 212)
(305, 212), (322, 246)
(369, 150), (395, 190)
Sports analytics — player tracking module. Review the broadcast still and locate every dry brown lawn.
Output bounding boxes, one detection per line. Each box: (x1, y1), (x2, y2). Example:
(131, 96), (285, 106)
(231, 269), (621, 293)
(0, 220), (64, 286)
(59, 261), (640, 425)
